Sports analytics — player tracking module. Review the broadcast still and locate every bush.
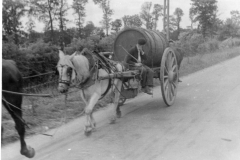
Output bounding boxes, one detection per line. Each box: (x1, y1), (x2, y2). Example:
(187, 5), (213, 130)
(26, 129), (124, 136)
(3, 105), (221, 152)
(178, 31), (205, 56)
(219, 37), (240, 49)
(197, 39), (219, 54)
(67, 38), (95, 54)
(98, 34), (117, 52)
(2, 42), (20, 59)
(178, 31), (222, 56)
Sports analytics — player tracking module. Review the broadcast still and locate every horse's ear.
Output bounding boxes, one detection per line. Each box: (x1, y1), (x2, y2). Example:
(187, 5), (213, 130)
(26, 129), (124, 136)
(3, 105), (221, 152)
(59, 50), (65, 59)
(79, 48), (88, 55)
(70, 51), (77, 60)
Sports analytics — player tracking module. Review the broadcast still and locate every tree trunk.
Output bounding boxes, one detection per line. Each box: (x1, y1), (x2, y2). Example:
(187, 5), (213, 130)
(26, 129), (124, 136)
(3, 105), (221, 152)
(48, 0), (54, 43)
(59, 0), (64, 51)
(78, 14), (82, 38)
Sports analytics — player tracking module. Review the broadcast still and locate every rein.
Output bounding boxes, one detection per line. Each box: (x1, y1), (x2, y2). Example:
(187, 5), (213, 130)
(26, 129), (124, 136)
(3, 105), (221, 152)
(58, 50), (122, 100)
(2, 90), (52, 97)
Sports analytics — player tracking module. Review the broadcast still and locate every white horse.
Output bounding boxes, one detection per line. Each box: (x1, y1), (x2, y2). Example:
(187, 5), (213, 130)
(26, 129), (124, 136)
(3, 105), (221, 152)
(57, 49), (123, 135)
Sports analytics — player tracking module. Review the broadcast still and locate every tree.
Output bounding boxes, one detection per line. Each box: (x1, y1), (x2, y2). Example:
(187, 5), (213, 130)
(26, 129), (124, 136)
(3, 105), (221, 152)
(122, 15), (142, 28)
(173, 8), (184, 37)
(93, 27), (105, 38)
(93, 0), (113, 36)
(72, 0), (88, 38)
(152, 4), (163, 30)
(218, 18), (239, 40)
(2, 0), (27, 44)
(190, 0), (218, 38)
(140, 2), (162, 30)
(57, 0), (69, 49)
(30, 0), (59, 43)
(189, 8), (195, 29)
(25, 18), (43, 43)
(140, 2), (153, 29)
(169, 15), (177, 31)
(83, 21), (95, 38)
(26, 17), (36, 33)
(111, 19), (122, 33)
(230, 10), (240, 26)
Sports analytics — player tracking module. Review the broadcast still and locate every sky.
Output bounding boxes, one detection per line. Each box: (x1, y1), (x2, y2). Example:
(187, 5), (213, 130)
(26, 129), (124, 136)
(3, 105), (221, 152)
(23, 0), (240, 32)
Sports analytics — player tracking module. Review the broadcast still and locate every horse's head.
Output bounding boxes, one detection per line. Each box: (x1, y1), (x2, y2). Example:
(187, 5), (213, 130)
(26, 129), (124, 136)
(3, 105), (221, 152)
(57, 50), (76, 93)
(57, 50), (90, 93)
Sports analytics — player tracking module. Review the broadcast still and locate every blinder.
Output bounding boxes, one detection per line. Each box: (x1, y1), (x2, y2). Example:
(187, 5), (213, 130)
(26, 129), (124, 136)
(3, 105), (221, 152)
(57, 64), (73, 86)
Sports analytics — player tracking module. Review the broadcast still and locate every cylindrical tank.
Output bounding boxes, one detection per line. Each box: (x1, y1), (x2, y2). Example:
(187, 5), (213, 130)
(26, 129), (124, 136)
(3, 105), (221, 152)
(113, 27), (169, 67)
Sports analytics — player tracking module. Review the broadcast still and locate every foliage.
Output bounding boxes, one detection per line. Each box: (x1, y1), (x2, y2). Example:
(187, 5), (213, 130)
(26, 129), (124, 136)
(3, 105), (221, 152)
(30, 0), (59, 42)
(152, 4), (163, 30)
(72, 0), (88, 38)
(67, 37), (95, 53)
(219, 37), (240, 49)
(98, 34), (117, 52)
(197, 38), (219, 54)
(122, 15), (142, 28)
(217, 11), (240, 40)
(174, 8), (184, 34)
(190, 0), (218, 38)
(178, 31), (205, 56)
(2, 0), (28, 44)
(140, 2), (153, 29)
(93, 27), (106, 38)
(140, 2), (163, 30)
(111, 19), (122, 33)
(93, 0), (113, 36)
(3, 39), (59, 87)
(83, 21), (95, 38)
(2, 41), (20, 59)
(57, 0), (70, 50)
(230, 10), (240, 26)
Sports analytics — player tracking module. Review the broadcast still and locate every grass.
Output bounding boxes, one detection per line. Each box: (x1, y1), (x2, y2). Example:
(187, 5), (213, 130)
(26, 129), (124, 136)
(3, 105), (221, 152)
(2, 46), (240, 145)
(179, 46), (240, 77)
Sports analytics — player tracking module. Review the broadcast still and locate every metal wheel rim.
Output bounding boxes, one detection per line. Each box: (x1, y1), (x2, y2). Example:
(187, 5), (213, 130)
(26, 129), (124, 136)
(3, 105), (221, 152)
(160, 48), (179, 106)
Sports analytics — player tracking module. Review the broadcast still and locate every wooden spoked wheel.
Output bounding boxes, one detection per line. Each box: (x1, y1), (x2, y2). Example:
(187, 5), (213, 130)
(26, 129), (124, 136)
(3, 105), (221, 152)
(160, 47), (179, 106)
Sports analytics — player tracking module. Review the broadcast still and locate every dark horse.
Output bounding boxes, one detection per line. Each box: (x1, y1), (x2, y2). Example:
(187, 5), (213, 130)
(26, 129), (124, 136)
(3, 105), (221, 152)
(2, 59), (35, 158)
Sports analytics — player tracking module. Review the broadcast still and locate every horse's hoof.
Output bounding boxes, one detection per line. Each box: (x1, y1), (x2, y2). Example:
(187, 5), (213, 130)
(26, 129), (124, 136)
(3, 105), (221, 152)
(109, 117), (116, 124)
(117, 111), (121, 118)
(84, 130), (92, 136)
(21, 146), (35, 158)
(84, 126), (92, 136)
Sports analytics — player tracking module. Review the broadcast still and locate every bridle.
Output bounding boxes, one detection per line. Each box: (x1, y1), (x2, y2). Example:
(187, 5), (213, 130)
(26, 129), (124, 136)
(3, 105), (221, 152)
(57, 64), (73, 86)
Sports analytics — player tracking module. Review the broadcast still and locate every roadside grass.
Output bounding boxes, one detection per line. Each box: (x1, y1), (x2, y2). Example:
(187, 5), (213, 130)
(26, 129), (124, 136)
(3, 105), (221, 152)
(179, 46), (240, 77)
(2, 46), (240, 145)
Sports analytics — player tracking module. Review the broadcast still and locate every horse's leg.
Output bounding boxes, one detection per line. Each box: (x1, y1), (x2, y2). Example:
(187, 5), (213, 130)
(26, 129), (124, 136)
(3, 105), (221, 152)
(80, 90), (87, 105)
(2, 100), (35, 158)
(84, 92), (100, 136)
(110, 79), (123, 124)
(116, 104), (122, 118)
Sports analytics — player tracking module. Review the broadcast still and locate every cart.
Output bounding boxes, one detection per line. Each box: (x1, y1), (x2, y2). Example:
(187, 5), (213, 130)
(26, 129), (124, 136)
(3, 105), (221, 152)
(99, 27), (179, 106)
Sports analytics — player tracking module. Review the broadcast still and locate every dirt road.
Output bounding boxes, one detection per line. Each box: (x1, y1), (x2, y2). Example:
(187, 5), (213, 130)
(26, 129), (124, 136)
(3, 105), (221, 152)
(2, 55), (240, 160)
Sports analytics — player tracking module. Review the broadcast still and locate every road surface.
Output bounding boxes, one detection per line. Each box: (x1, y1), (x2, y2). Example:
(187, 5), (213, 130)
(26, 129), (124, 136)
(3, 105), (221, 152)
(2, 55), (240, 160)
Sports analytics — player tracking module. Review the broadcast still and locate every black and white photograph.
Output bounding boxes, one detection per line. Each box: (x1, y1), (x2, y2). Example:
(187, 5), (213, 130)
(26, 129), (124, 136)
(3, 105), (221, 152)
(1, 0), (240, 159)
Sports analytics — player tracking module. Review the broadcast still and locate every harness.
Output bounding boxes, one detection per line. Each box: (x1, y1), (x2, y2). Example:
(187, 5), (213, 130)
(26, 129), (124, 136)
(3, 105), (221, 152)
(58, 50), (120, 100)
